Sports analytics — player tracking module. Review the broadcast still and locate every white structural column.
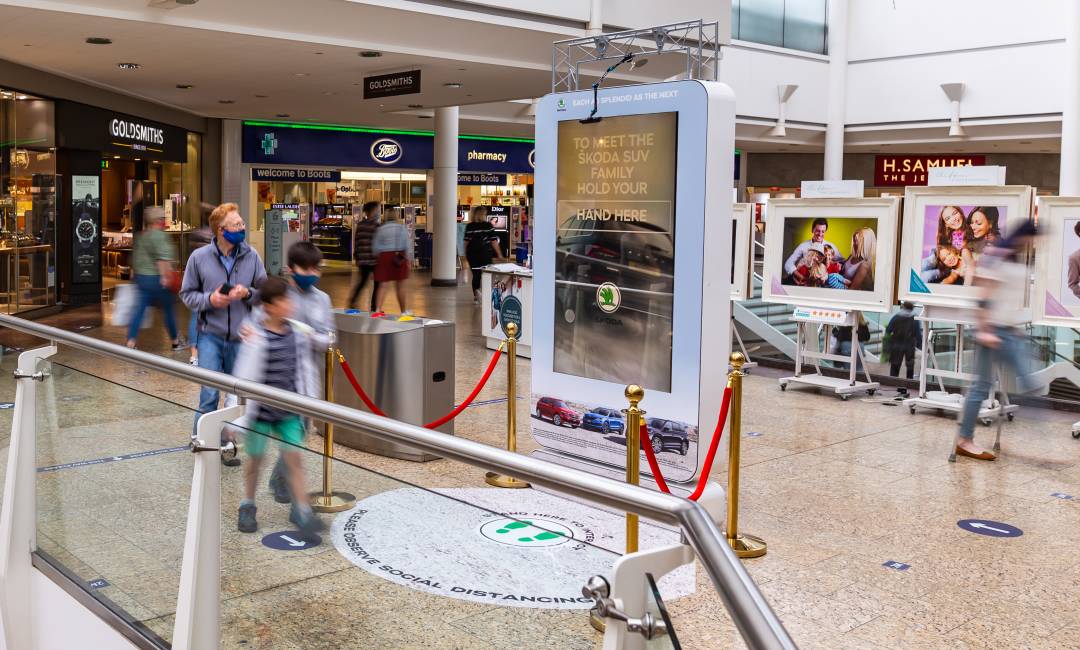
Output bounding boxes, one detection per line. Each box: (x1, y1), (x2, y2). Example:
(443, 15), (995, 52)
(1061, 1), (1080, 195)
(823, 0), (849, 181)
(431, 106), (460, 286)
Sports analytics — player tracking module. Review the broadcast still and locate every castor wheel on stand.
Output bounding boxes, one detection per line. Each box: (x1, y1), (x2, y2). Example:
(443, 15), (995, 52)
(779, 383), (787, 392)
(948, 448), (957, 463)
(1073, 429), (1080, 439)
(840, 393), (849, 401)
(909, 406), (916, 415)
(867, 389), (876, 396)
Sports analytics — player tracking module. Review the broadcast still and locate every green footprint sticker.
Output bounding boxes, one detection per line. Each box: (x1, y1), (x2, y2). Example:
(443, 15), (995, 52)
(495, 520), (566, 543)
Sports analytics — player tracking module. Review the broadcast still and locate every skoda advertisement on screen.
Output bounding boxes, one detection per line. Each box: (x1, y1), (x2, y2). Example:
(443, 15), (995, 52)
(531, 80), (735, 484)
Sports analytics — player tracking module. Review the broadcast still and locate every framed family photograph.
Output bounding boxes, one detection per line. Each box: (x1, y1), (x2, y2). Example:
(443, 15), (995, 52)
(731, 203), (753, 300)
(1033, 196), (1080, 326)
(898, 185), (1034, 308)
(761, 197), (901, 312)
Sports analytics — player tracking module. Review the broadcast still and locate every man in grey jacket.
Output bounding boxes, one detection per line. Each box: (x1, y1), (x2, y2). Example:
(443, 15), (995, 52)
(180, 202), (267, 461)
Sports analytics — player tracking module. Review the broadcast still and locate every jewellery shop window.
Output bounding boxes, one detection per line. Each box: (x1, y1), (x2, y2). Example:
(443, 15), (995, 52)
(0, 90), (56, 313)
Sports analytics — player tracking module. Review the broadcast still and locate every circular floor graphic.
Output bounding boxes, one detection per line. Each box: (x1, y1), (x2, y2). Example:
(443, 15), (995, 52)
(331, 487), (695, 609)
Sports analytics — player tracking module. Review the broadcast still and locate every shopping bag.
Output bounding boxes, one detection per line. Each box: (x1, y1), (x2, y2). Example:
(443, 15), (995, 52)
(109, 284), (137, 327)
(164, 268), (182, 294)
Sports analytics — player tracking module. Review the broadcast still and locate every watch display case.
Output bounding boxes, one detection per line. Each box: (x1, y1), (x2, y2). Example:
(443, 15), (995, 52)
(0, 89), (56, 313)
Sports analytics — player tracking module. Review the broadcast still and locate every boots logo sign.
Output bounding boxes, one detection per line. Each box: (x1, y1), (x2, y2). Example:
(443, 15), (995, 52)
(370, 138), (403, 165)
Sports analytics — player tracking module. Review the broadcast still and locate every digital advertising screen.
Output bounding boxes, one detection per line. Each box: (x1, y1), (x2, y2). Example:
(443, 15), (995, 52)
(553, 112), (678, 392)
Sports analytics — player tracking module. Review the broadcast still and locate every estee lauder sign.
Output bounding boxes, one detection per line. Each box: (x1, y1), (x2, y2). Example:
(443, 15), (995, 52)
(874, 155), (986, 186)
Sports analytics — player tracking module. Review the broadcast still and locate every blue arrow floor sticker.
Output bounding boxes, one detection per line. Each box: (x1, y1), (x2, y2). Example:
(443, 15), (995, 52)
(882, 560), (911, 571)
(262, 531), (322, 550)
(957, 519), (1023, 538)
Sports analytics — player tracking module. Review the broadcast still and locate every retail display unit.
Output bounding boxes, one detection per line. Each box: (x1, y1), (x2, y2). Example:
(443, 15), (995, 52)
(532, 79), (735, 486)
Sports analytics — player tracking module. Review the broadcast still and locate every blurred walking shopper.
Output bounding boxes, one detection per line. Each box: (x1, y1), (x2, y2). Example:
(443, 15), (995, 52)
(956, 222), (1038, 461)
(464, 206), (501, 303)
(126, 206), (184, 351)
(180, 202), (266, 461)
(347, 201), (381, 312)
(832, 311), (870, 372)
(266, 241), (335, 504)
(886, 301), (921, 380)
(186, 222), (213, 365)
(372, 210), (413, 314)
(230, 276), (324, 536)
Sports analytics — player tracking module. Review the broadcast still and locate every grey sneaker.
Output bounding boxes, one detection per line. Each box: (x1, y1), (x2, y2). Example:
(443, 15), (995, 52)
(222, 455), (241, 467)
(237, 503), (257, 533)
(289, 506), (326, 536)
(270, 476), (291, 504)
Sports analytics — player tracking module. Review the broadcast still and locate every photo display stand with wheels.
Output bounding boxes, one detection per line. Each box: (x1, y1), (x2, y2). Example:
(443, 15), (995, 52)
(902, 305), (1018, 425)
(730, 202), (757, 372)
(778, 306), (879, 400)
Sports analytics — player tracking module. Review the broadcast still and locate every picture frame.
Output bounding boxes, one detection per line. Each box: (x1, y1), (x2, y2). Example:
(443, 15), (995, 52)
(1032, 196), (1080, 326)
(731, 203), (753, 301)
(898, 185), (1034, 308)
(761, 197), (901, 313)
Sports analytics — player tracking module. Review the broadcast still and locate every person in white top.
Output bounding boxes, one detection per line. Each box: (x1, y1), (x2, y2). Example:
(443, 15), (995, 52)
(783, 218), (845, 276)
(955, 221), (1037, 461)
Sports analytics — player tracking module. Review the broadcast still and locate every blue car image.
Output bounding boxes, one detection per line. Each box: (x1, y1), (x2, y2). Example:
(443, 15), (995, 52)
(581, 407), (625, 434)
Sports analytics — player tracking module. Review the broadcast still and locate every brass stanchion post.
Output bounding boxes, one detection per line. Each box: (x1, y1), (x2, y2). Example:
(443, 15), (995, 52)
(486, 322), (529, 488)
(725, 352), (766, 558)
(591, 384), (646, 633)
(623, 384), (644, 554)
(310, 344), (356, 513)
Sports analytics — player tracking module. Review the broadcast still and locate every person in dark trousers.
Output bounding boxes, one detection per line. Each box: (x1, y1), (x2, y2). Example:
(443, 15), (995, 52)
(347, 201), (381, 311)
(886, 301), (922, 379)
(832, 311), (870, 372)
(180, 202), (266, 463)
(464, 206), (502, 303)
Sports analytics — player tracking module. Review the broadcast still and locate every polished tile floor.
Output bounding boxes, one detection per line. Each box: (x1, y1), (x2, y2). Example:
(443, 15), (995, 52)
(2, 266), (1080, 648)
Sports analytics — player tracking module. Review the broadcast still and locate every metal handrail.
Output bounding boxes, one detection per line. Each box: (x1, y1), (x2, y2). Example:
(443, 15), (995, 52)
(0, 314), (794, 649)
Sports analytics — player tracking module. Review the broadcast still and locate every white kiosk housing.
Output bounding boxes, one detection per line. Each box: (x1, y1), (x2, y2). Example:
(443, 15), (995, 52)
(530, 80), (735, 486)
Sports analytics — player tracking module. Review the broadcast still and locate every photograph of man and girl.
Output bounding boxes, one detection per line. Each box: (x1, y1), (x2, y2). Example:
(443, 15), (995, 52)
(918, 205), (1004, 285)
(781, 217), (878, 292)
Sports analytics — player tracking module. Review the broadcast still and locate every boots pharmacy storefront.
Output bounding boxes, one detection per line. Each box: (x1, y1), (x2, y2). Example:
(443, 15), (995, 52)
(240, 121), (534, 266)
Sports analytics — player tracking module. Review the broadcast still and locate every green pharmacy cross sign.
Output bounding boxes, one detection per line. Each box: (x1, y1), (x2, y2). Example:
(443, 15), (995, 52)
(261, 132), (278, 156)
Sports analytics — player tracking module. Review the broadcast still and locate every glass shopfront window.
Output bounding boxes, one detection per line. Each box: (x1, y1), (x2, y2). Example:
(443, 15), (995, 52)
(0, 90), (56, 313)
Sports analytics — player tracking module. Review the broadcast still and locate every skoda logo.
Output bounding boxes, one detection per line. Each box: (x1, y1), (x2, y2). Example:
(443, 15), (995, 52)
(370, 138), (403, 165)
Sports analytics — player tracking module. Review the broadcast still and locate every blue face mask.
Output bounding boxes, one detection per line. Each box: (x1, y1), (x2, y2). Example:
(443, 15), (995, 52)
(222, 229), (246, 246)
(293, 273), (319, 291)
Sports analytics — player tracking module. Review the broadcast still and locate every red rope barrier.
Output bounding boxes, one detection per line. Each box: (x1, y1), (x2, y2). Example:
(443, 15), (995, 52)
(337, 352), (387, 417)
(688, 386), (733, 502)
(336, 343), (505, 429)
(639, 422), (671, 494)
(424, 344), (504, 429)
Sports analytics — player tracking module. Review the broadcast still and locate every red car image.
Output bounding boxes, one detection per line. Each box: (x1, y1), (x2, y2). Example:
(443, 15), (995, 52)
(534, 396), (582, 428)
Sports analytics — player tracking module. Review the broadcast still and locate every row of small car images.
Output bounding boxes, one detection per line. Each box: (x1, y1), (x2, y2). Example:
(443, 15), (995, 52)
(533, 396), (691, 456)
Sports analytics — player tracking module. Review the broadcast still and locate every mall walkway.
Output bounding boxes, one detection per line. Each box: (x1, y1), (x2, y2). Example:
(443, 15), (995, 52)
(2, 268), (1080, 648)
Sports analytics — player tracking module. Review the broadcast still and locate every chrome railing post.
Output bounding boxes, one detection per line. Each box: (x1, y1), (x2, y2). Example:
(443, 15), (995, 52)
(172, 405), (243, 650)
(0, 345), (56, 650)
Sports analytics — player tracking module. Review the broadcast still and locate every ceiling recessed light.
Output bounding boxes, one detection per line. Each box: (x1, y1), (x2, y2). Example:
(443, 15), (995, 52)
(294, 72), (310, 77)
(22, 44), (31, 47)
(254, 94), (268, 98)
(85, 37), (112, 45)
(175, 84), (193, 89)
(466, 94), (473, 97)
(218, 99), (235, 104)
(407, 104), (423, 109)
(133, 158), (141, 161)
(275, 113), (290, 118)
(152, 160), (159, 164)
(416, 115), (432, 119)
(117, 62), (141, 70)
(1019, 140), (1033, 145)
(444, 82), (463, 88)
(314, 51), (324, 55)
(457, 67), (467, 71)
(174, 0), (199, 4)
(359, 51), (382, 58)
(16, 95), (27, 100)
(112, 155), (120, 159)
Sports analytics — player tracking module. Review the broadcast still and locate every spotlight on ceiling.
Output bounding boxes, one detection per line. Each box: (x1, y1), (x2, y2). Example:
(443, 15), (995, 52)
(594, 36), (609, 57)
(652, 28), (669, 51)
(117, 62), (142, 70)
(85, 37), (112, 45)
(359, 51), (382, 58)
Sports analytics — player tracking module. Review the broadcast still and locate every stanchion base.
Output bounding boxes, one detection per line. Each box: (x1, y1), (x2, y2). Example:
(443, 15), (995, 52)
(728, 533), (767, 559)
(484, 472), (530, 489)
(589, 608), (606, 633)
(309, 491), (357, 513)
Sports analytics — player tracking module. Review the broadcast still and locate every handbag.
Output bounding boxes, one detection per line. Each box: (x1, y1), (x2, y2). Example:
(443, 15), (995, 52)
(164, 268), (182, 294)
(109, 284), (137, 327)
